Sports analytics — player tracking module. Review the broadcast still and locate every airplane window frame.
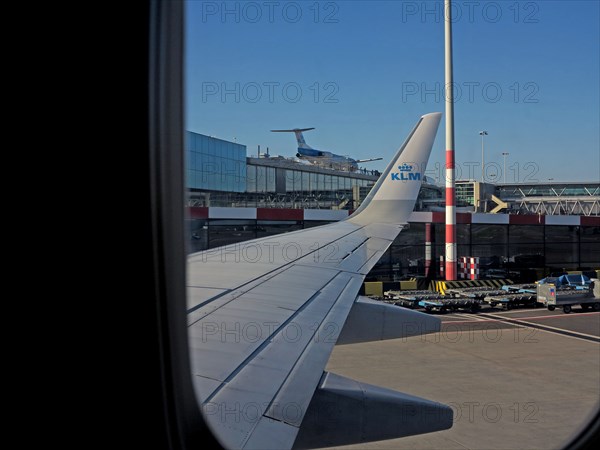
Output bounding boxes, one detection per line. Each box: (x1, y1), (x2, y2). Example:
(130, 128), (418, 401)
(146, 1), (600, 449)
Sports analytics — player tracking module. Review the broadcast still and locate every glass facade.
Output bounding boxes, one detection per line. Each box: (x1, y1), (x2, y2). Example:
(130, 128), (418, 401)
(246, 165), (276, 193)
(496, 183), (600, 198)
(581, 226), (600, 264)
(456, 183), (475, 207)
(280, 169), (369, 192)
(186, 131), (246, 192)
(186, 132), (381, 208)
(185, 132), (443, 209)
(190, 164), (378, 209)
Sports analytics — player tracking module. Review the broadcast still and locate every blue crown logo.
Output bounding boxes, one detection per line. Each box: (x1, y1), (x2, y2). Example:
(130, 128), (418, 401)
(398, 163), (413, 172)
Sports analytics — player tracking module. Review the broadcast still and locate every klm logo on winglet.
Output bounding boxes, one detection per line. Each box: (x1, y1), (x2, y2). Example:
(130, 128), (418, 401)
(390, 163), (421, 181)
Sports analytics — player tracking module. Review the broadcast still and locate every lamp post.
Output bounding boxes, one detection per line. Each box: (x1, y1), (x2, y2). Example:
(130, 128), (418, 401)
(479, 131), (488, 182)
(501, 152), (509, 183)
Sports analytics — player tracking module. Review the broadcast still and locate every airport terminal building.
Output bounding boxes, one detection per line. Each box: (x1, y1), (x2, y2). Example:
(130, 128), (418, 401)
(185, 131), (442, 210)
(186, 132), (600, 281)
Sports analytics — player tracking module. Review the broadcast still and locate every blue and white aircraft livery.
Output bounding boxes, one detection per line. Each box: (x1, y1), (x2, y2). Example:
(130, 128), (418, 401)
(189, 113), (451, 449)
(271, 127), (382, 171)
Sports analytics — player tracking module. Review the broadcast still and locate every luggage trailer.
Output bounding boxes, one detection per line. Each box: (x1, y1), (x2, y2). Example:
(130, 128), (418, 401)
(537, 280), (600, 314)
(483, 292), (538, 310)
(446, 285), (540, 310)
(384, 290), (482, 313)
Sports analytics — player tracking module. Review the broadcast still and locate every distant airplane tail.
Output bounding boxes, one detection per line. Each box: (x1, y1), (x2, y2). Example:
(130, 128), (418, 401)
(271, 127), (315, 149)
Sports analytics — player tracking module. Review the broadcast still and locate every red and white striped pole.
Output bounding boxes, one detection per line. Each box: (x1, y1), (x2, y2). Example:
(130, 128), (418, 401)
(444, 0), (457, 281)
(425, 223), (432, 277)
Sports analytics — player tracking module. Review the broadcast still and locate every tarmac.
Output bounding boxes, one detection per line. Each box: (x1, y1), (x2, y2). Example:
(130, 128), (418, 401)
(323, 306), (600, 449)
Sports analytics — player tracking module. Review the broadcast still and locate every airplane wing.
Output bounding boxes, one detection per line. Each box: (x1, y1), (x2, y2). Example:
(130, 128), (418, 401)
(187, 113), (452, 449)
(355, 157), (383, 163)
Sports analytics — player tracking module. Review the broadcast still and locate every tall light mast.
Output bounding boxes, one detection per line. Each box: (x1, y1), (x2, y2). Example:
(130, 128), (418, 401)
(444, 0), (457, 281)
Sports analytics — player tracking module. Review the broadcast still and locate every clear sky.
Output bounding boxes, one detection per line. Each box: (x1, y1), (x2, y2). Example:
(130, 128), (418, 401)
(185, 0), (600, 184)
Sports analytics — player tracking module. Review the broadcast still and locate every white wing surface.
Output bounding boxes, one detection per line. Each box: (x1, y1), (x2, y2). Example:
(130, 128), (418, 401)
(187, 113), (452, 449)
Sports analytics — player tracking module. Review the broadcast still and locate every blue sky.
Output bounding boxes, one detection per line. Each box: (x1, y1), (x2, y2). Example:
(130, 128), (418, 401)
(186, 0), (599, 183)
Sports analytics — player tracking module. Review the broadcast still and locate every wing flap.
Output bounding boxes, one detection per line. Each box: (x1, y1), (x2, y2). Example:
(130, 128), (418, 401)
(264, 275), (363, 426)
(189, 265), (341, 383)
(200, 271), (358, 448)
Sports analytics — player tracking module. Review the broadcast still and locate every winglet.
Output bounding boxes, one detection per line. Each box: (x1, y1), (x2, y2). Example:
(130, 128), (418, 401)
(347, 113), (442, 225)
